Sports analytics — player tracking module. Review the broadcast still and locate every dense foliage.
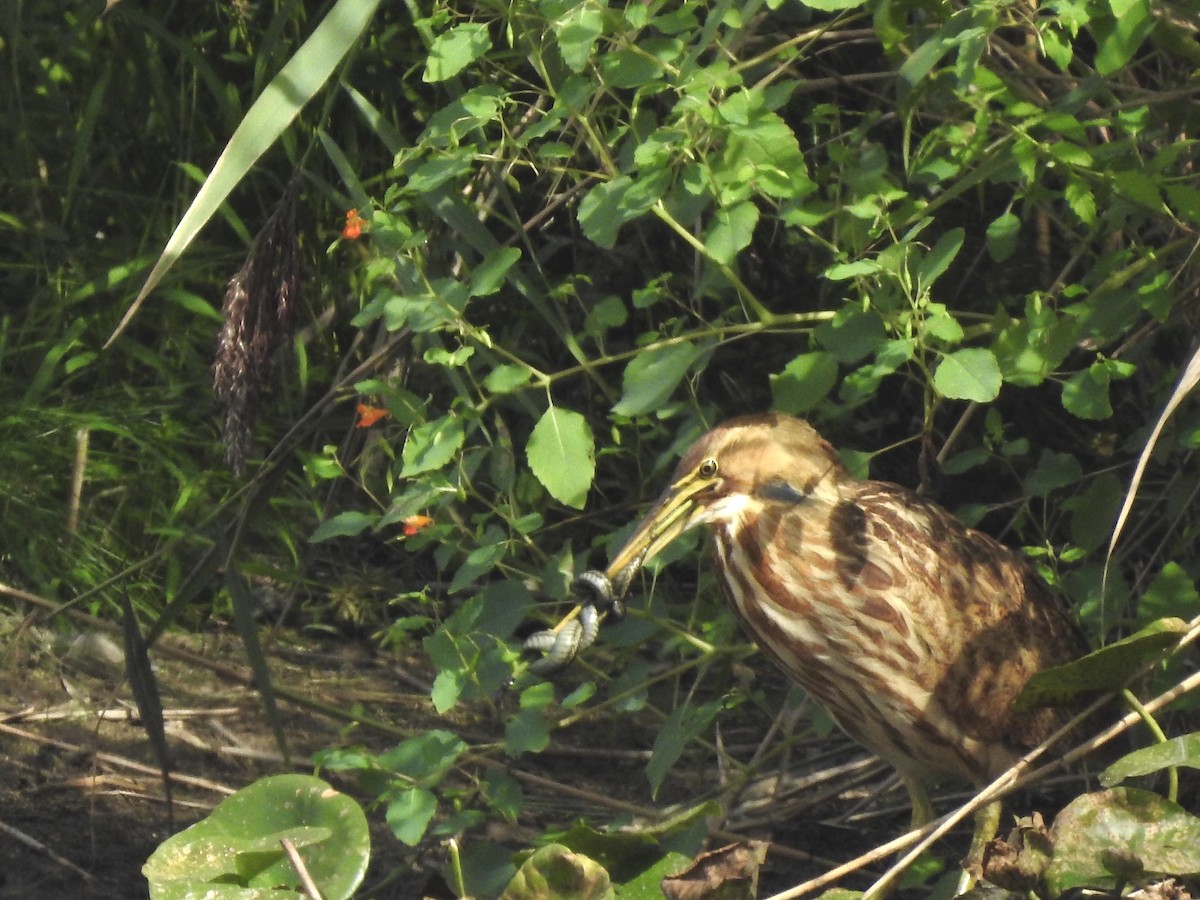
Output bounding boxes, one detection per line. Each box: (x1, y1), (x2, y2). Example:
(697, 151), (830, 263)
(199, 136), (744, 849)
(7, 0), (1200, 896)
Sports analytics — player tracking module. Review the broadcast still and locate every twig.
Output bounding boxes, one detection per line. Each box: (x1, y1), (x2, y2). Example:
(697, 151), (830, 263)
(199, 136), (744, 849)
(0, 815), (96, 882)
(282, 837), (323, 899)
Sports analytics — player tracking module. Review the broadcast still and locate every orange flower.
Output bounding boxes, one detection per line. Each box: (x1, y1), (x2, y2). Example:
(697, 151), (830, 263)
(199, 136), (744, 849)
(402, 515), (434, 536)
(342, 208), (367, 239)
(355, 403), (390, 428)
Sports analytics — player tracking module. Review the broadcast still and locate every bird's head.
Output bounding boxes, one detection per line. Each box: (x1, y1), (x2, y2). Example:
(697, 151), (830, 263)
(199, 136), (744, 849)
(602, 413), (848, 598)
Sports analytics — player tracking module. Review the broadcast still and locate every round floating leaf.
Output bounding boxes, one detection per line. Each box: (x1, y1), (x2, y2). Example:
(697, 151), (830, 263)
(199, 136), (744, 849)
(526, 406), (595, 509)
(1046, 788), (1200, 895)
(143, 774), (370, 900)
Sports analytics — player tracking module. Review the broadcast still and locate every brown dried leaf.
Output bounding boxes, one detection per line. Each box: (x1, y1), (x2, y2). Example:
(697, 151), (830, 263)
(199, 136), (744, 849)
(661, 841), (768, 900)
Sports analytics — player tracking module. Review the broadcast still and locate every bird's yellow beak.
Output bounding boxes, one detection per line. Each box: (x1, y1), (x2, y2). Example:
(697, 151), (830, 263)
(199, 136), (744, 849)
(603, 467), (718, 599)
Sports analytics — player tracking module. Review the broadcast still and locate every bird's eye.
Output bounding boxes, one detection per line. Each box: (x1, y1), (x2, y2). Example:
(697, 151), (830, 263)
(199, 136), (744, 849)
(698, 458), (718, 479)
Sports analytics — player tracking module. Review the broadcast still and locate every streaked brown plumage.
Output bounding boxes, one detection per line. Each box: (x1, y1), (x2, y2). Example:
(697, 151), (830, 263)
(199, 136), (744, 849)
(600, 413), (1087, 879)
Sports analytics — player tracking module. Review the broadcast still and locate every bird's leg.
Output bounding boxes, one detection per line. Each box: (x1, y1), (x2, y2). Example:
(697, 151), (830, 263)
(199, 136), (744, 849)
(903, 775), (934, 832)
(863, 776), (933, 898)
(956, 798), (1000, 895)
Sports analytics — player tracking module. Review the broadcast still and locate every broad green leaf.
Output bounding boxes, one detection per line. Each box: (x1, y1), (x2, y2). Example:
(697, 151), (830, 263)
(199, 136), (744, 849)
(310, 510), (376, 542)
(1137, 562), (1200, 627)
(823, 259), (884, 281)
(505, 708), (551, 756)
(1092, 0), (1154, 75)
(1015, 617), (1188, 709)
(1102, 734), (1200, 787)
(1046, 788), (1200, 895)
(986, 212), (1020, 261)
(578, 177), (633, 249)
(424, 23), (492, 83)
(1024, 449), (1083, 498)
(932, 348), (1001, 402)
(613, 342), (706, 417)
(549, 0), (607, 72)
(484, 364), (534, 394)
(770, 351), (838, 414)
(1065, 174), (1097, 226)
(647, 699), (723, 797)
(1062, 367), (1109, 420)
(798, 0), (868, 10)
(400, 415), (466, 477)
(500, 844), (613, 900)
(916, 228), (963, 289)
(814, 308), (886, 363)
(110, 0), (382, 345)
(470, 246), (522, 297)
(1066, 473), (1123, 553)
(526, 407), (595, 508)
(704, 201), (759, 265)
(387, 788), (438, 846)
(144, 775), (369, 900)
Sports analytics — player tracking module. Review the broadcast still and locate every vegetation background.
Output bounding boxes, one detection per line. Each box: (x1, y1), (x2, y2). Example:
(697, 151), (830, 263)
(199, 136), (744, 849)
(5, 0), (1200, 897)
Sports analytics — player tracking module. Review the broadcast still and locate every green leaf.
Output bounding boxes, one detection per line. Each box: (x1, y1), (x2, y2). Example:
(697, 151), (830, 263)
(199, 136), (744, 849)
(577, 177), (633, 249)
(613, 341), (706, 417)
(549, 0), (607, 73)
(1138, 562), (1200, 627)
(646, 699), (723, 797)
(1046, 788), (1200, 895)
(1062, 365), (1114, 420)
(704, 201), (759, 265)
(986, 212), (1020, 262)
(933, 348), (1001, 402)
(526, 407), (595, 508)
(824, 259), (884, 281)
(798, 0), (868, 10)
(1015, 617), (1188, 709)
(1066, 473), (1123, 553)
(1102, 734), (1200, 788)
(505, 708), (551, 756)
(917, 228), (963, 290)
(143, 774), (369, 899)
(310, 511), (376, 542)
(470, 246), (522, 297)
(400, 415), (466, 477)
(500, 844), (613, 900)
(814, 308), (886, 363)
(424, 23), (492, 83)
(484, 364), (534, 394)
(387, 788), (438, 846)
(1024, 449), (1083, 498)
(770, 351), (839, 414)
(1092, 0), (1154, 75)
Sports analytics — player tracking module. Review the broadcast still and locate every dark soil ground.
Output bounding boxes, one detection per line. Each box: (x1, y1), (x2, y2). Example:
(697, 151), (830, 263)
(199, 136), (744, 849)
(0, 605), (1102, 900)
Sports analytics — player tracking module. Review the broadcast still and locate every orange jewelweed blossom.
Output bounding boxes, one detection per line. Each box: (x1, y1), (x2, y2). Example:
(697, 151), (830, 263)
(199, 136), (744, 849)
(355, 403), (389, 428)
(342, 208), (367, 239)
(402, 515), (434, 536)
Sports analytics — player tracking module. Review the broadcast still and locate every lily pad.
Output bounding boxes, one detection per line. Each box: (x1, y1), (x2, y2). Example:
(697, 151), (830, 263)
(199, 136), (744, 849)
(143, 774), (370, 900)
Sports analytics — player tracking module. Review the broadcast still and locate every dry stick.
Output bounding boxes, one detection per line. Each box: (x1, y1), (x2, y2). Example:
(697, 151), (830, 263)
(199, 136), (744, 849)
(281, 837), (323, 900)
(0, 815), (96, 882)
(767, 616), (1200, 900)
(0, 722), (236, 796)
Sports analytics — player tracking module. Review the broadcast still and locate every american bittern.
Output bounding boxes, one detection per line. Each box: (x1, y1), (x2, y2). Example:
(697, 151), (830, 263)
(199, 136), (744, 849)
(588, 413), (1087, 887)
